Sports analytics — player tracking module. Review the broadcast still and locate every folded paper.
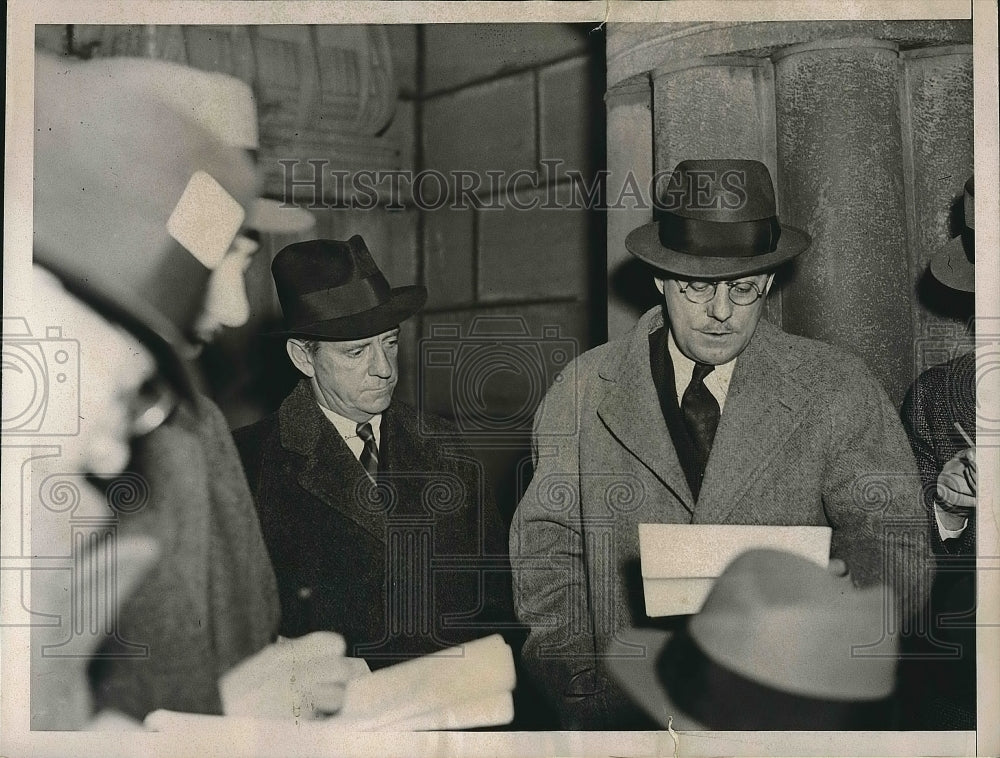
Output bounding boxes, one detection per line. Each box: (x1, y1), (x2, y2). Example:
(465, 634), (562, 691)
(146, 634), (516, 733)
(639, 523), (832, 616)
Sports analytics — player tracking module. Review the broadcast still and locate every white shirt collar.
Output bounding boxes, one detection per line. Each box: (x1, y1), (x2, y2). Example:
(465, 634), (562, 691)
(318, 403), (382, 448)
(666, 329), (737, 411)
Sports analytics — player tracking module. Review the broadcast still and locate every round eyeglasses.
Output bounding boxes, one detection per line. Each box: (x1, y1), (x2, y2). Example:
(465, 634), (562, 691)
(676, 279), (767, 306)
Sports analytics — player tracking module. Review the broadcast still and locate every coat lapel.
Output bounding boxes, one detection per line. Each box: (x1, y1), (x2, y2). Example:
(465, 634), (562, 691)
(597, 309), (695, 511)
(278, 380), (387, 543)
(694, 320), (810, 524)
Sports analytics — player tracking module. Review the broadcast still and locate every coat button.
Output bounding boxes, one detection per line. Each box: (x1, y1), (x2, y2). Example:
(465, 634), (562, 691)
(297, 586), (312, 600)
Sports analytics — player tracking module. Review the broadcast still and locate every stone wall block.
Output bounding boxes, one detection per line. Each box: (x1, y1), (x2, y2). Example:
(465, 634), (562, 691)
(540, 55), (598, 178)
(477, 198), (591, 302)
(424, 24), (589, 93)
(423, 73), (536, 198)
(423, 208), (476, 309)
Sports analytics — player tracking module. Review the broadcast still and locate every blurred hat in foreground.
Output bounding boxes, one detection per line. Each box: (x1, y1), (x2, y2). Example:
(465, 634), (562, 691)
(33, 53), (260, 389)
(609, 549), (898, 730)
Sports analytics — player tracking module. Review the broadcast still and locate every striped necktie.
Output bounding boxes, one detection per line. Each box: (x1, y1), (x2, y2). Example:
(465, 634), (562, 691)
(356, 421), (380, 480)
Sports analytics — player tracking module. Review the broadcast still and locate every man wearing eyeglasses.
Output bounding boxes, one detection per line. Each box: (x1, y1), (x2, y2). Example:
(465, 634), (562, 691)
(509, 159), (930, 729)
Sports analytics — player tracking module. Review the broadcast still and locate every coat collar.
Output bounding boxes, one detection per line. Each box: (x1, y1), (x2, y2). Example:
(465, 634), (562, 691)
(277, 379), (388, 542)
(597, 307), (811, 519)
(597, 308), (695, 509)
(694, 318), (810, 523)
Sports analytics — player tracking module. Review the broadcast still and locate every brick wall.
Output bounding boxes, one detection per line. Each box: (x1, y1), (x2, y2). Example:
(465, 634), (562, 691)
(413, 24), (606, 525)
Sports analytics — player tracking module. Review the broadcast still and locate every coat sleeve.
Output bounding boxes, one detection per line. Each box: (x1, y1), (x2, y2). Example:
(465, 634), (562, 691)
(509, 359), (618, 729)
(900, 371), (976, 556)
(821, 357), (933, 623)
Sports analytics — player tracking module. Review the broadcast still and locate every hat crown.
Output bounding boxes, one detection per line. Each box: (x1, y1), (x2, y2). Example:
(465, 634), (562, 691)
(272, 236), (384, 297)
(270, 235), (427, 340)
(689, 549), (896, 700)
(659, 159), (777, 222)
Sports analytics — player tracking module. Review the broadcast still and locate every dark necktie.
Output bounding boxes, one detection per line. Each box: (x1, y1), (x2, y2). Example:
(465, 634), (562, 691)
(356, 421), (380, 480)
(681, 362), (721, 482)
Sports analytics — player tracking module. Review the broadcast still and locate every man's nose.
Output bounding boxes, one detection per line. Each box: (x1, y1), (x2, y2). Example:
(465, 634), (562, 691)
(707, 285), (733, 321)
(369, 343), (394, 378)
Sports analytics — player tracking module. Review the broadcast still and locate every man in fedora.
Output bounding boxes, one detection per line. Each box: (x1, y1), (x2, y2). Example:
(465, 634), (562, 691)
(509, 159), (929, 728)
(898, 175), (976, 729)
(234, 236), (515, 670)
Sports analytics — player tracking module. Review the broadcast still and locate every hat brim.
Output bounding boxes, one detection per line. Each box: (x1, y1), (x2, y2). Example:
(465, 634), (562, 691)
(272, 285), (427, 340)
(929, 235), (975, 293)
(625, 222), (810, 279)
(247, 198), (317, 235)
(606, 628), (706, 731)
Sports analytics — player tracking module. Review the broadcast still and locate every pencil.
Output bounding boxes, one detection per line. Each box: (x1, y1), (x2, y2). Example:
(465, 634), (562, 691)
(954, 422), (975, 449)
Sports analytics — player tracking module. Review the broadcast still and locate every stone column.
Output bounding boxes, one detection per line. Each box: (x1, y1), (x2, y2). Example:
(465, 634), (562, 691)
(899, 45), (975, 373)
(652, 57), (776, 178)
(774, 38), (913, 403)
(606, 77), (654, 338)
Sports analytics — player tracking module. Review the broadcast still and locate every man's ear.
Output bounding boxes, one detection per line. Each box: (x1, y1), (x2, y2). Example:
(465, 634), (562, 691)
(763, 273), (776, 295)
(286, 339), (316, 378)
(653, 277), (666, 295)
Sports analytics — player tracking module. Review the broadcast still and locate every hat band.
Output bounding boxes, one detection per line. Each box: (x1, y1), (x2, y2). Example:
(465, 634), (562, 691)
(658, 212), (782, 258)
(289, 274), (392, 326)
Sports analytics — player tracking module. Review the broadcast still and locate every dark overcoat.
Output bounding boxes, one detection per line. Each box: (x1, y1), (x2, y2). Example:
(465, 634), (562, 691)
(234, 380), (515, 669)
(899, 351), (976, 729)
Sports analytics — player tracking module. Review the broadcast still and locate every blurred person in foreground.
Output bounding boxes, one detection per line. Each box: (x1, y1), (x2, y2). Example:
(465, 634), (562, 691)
(899, 176), (977, 729)
(28, 53), (361, 730)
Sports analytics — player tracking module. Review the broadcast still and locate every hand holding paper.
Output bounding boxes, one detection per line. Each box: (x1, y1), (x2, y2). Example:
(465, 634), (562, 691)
(219, 632), (370, 719)
(334, 634), (516, 730)
(151, 635), (516, 732)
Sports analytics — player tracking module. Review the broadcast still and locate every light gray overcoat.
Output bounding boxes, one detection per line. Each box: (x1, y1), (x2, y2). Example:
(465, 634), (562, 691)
(510, 306), (930, 729)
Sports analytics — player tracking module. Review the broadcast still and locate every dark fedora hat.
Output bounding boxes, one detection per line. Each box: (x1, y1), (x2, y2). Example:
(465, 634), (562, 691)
(929, 175), (975, 293)
(271, 236), (427, 340)
(626, 159), (811, 279)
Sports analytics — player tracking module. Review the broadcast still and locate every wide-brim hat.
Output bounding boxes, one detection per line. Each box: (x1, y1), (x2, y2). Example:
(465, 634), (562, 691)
(271, 236), (427, 340)
(929, 176), (975, 293)
(609, 549), (898, 730)
(689, 549), (896, 701)
(625, 159), (811, 279)
(606, 627), (707, 731)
